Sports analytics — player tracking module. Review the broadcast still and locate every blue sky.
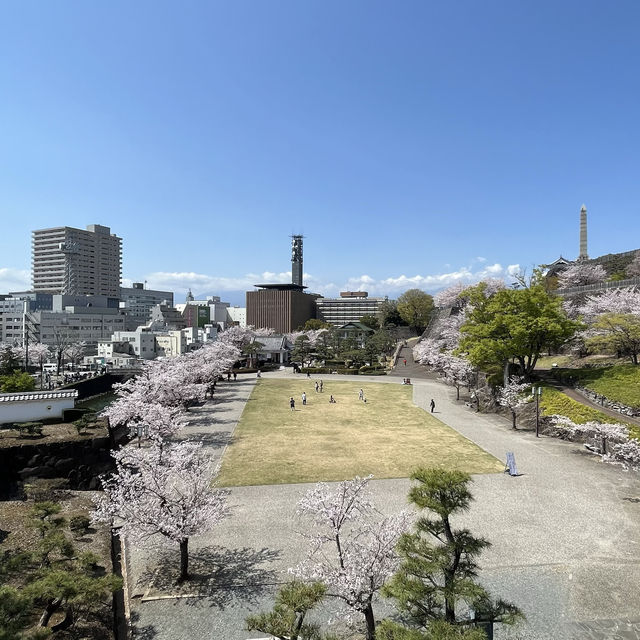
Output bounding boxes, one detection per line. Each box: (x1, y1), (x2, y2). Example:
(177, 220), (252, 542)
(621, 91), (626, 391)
(1, 1), (640, 305)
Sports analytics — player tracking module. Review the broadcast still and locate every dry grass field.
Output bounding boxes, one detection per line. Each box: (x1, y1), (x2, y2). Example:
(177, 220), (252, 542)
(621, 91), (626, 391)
(217, 379), (502, 486)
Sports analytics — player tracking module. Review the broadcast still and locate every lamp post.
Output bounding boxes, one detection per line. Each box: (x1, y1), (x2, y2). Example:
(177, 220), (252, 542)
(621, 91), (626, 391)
(533, 386), (542, 437)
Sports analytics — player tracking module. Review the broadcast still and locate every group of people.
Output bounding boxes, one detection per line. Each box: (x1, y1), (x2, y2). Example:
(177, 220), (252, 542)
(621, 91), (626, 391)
(290, 391), (336, 410)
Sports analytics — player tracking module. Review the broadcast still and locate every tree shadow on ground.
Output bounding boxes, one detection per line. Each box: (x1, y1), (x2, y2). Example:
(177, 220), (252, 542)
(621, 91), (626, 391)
(130, 610), (158, 639)
(181, 431), (233, 449)
(138, 545), (281, 609)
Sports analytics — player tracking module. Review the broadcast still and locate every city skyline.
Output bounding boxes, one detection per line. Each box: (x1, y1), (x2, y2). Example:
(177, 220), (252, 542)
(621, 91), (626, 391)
(2, 2), (640, 304)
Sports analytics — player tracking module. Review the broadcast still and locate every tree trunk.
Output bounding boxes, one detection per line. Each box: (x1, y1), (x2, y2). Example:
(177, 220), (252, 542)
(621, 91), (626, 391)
(503, 360), (509, 388)
(456, 385), (460, 400)
(363, 601), (376, 640)
(512, 409), (517, 429)
(51, 606), (74, 632)
(39, 598), (62, 627)
(179, 538), (189, 582)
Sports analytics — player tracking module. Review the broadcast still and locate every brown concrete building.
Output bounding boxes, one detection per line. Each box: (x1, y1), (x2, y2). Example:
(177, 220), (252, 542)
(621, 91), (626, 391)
(246, 284), (318, 333)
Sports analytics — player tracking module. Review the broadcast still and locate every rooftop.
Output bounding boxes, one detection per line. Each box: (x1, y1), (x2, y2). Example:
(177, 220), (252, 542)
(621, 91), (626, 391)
(0, 390), (79, 403)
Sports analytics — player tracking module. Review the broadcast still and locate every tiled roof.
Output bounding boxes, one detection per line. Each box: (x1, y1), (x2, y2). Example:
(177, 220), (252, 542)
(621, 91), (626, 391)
(253, 336), (286, 351)
(0, 390), (79, 403)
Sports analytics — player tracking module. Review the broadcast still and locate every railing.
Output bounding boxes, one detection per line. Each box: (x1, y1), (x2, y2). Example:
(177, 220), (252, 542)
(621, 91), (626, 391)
(555, 276), (640, 297)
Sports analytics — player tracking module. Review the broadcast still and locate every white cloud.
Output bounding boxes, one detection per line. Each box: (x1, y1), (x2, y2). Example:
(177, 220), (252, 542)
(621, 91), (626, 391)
(135, 261), (521, 299)
(0, 268), (31, 293)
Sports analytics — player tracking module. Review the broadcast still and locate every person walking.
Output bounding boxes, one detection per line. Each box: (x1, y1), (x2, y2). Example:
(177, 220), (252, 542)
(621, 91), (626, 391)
(319, 380), (323, 393)
(302, 392), (307, 406)
(358, 388), (364, 401)
(430, 398), (436, 413)
(290, 397), (295, 411)
(403, 358), (407, 366)
(315, 381), (319, 392)
(233, 371), (237, 381)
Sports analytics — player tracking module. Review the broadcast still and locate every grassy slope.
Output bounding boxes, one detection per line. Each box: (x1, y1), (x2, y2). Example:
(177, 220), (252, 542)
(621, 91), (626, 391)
(218, 379), (502, 486)
(556, 364), (640, 410)
(539, 385), (640, 439)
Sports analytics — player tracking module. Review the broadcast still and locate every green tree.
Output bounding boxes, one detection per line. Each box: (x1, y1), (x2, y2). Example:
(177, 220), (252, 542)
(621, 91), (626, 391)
(292, 335), (313, 368)
(383, 469), (522, 633)
(397, 290), (434, 333)
(0, 371), (36, 393)
(458, 284), (581, 382)
(302, 319), (332, 331)
(0, 585), (33, 640)
(1, 502), (121, 632)
(246, 581), (330, 640)
(363, 329), (394, 365)
(359, 314), (381, 331)
(380, 300), (405, 328)
(587, 313), (640, 364)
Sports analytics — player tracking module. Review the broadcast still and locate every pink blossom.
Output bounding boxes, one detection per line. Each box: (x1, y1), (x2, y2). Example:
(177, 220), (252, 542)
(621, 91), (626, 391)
(557, 263), (607, 289)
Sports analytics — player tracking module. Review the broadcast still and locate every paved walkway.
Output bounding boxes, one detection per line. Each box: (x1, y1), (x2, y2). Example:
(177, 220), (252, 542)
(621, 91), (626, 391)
(123, 374), (640, 640)
(390, 340), (434, 380)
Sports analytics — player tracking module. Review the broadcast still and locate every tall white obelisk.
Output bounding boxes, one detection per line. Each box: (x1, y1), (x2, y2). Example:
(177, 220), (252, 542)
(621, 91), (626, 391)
(578, 204), (589, 261)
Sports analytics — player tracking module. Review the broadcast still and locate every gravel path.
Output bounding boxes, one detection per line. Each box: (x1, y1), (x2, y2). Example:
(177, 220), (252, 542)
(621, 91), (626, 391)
(123, 374), (640, 640)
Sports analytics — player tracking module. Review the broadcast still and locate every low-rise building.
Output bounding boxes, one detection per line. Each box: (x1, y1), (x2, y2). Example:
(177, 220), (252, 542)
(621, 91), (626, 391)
(149, 304), (186, 330)
(252, 335), (290, 365)
(336, 322), (375, 347)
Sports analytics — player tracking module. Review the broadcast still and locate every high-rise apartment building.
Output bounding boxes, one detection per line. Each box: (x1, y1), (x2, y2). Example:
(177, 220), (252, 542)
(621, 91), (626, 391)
(32, 224), (122, 297)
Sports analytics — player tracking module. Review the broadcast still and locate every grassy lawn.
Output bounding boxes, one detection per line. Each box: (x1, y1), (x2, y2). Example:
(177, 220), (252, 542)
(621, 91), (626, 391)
(535, 354), (623, 370)
(217, 379), (503, 486)
(552, 364), (640, 410)
(539, 385), (640, 438)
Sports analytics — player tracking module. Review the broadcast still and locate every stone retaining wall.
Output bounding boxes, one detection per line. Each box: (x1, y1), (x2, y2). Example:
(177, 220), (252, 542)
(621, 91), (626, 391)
(575, 385), (640, 418)
(0, 426), (128, 495)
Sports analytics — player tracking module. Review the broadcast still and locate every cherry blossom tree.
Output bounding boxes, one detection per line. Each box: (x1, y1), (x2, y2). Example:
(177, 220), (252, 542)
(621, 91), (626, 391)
(433, 283), (469, 309)
(438, 313), (467, 351)
(557, 263), (607, 289)
(548, 416), (640, 469)
(433, 279), (506, 309)
(13, 342), (50, 387)
(94, 440), (227, 582)
(413, 339), (444, 369)
(292, 476), (411, 640)
(496, 377), (532, 429)
(438, 353), (474, 400)
(578, 287), (640, 322)
(64, 341), (87, 371)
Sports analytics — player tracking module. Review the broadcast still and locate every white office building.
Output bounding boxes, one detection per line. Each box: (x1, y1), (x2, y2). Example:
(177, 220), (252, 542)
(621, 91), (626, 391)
(315, 292), (387, 326)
